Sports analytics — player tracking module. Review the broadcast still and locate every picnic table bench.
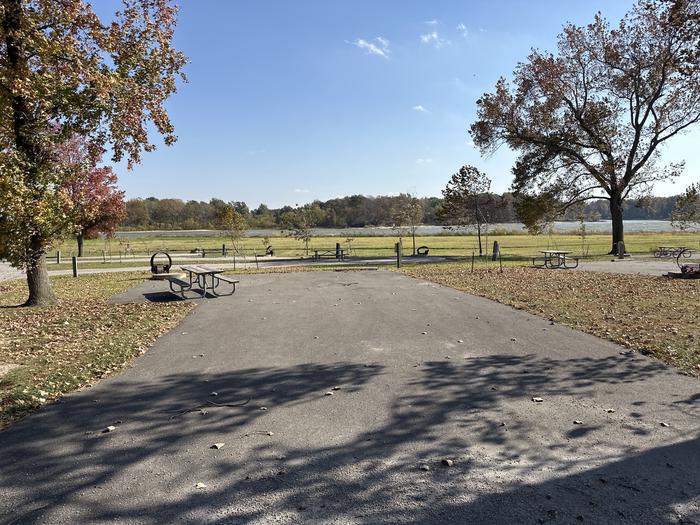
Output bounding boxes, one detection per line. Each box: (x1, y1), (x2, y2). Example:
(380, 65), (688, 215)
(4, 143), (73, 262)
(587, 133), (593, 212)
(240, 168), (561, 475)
(654, 246), (692, 258)
(313, 249), (345, 261)
(531, 250), (579, 269)
(165, 264), (239, 298)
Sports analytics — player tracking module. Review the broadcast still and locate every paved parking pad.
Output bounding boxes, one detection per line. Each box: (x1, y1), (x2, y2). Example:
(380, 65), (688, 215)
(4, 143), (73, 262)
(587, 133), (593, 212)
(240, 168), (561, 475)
(1, 270), (698, 524)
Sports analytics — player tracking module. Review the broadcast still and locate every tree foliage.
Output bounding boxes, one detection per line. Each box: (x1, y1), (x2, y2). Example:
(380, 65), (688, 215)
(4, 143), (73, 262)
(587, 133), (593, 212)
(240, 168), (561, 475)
(391, 194), (423, 254)
(470, 0), (700, 252)
(438, 165), (493, 255)
(671, 183), (700, 230)
(217, 203), (249, 253)
(57, 135), (126, 257)
(280, 203), (325, 255)
(0, 0), (186, 305)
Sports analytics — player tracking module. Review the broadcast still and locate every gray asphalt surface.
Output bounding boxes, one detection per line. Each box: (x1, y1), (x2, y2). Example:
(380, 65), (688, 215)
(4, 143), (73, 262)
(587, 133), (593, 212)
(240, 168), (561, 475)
(0, 262), (23, 282)
(577, 257), (683, 276)
(1, 270), (698, 524)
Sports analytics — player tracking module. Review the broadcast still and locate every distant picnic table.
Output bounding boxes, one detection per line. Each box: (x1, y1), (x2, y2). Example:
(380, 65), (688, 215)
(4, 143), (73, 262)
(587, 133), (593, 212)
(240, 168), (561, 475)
(532, 250), (579, 269)
(313, 249), (345, 261)
(654, 246), (691, 258)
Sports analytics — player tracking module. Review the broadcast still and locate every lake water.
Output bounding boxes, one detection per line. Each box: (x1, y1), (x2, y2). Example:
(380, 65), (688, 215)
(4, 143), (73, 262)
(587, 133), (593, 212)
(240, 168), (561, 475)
(115, 220), (684, 238)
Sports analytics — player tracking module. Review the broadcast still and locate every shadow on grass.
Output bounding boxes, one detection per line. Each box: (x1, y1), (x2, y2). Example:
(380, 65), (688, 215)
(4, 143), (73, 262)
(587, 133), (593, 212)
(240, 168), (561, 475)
(0, 354), (697, 524)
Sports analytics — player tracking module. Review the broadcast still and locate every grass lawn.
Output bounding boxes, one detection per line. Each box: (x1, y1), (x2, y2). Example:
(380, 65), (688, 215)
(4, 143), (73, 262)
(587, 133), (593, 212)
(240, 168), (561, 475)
(54, 231), (699, 261)
(0, 272), (194, 429)
(403, 264), (699, 376)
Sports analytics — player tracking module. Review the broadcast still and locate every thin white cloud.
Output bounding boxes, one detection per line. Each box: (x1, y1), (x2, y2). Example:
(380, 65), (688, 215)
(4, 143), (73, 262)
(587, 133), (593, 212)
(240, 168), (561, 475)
(420, 31), (449, 49)
(416, 158), (433, 164)
(479, 27), (487, 33)
(352, 37), (390, 59)
(412, 105), (428, 113)
(457, 23), (468, 37)
(294, 188), (310, 193)
(425, 19), (438, 25)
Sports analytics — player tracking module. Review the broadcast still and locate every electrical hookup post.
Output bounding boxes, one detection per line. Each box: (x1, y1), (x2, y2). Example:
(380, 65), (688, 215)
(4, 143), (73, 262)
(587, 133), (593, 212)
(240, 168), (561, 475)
(395, 241), (402, 268)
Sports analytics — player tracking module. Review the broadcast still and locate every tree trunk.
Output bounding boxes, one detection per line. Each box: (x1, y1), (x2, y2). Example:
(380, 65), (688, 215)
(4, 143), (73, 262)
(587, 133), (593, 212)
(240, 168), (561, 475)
(77, 233), (84, 257)
(6, 0), (57, 306)
(25, 237), (57, 306)
(411, 226), (416, 256)
(609, 195), (624, 255)
(474, 196), (483, 256)
(476, 221), (483, 256)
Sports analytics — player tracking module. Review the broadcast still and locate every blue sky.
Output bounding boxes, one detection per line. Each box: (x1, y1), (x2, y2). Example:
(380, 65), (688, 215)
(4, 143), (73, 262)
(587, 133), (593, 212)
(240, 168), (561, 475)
(102, 1), (699, 208)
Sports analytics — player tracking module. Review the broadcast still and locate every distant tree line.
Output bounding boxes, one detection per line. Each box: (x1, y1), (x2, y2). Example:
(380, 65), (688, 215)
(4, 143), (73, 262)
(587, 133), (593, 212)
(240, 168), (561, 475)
(121, 193), (683, 231)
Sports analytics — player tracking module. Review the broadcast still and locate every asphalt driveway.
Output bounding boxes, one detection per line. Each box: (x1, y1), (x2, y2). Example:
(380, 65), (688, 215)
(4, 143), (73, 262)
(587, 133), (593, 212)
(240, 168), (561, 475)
(1, 270), (698, 524)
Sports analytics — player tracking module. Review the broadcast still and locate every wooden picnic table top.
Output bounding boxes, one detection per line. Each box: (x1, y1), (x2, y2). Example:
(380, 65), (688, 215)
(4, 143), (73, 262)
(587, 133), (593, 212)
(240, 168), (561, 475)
(541, 250), (571, 255)
(181, 264), (224, 275)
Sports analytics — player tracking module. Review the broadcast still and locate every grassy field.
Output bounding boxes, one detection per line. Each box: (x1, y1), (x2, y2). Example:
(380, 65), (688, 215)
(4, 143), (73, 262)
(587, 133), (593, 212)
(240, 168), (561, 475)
(0, 273), (194, 428)
(52, 231), (699, 263)
(403, 264), (699, 376)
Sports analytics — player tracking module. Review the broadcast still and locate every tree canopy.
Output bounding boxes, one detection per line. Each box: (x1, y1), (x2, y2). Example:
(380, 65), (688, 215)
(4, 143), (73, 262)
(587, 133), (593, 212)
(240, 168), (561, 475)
(671, 183), (700, 230)
(438, 165), (493, 255)
(217, 203), (249, 254)
(470, 0), (700, 253)
(59, 135), (126, 257)
(0, 0), (186, 305)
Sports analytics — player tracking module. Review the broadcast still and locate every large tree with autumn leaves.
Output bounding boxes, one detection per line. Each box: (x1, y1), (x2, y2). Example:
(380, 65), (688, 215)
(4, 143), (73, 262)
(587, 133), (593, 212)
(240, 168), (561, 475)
(58, 135), (126, 257)
(0, 0), (186, 305)
(471, 0), (700, 254)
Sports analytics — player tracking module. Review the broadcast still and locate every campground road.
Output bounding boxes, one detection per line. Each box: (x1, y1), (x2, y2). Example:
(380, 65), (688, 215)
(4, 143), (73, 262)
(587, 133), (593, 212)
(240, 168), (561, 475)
(0, 270), (698, 524)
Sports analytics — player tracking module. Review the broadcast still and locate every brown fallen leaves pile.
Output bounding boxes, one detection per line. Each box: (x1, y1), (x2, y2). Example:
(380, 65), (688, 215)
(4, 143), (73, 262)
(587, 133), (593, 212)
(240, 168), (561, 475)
(0, 272), (193, 428)
(403, 266), (699, 376)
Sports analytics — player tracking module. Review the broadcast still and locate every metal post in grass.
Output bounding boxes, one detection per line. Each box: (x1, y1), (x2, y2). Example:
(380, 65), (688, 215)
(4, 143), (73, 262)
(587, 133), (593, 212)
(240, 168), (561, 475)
(492, 241), (500, 261)
(254, 252), (259, 270)
(471, 250), (475, 273)
(222, 244), (226, 256)
(56, 251), (60, 264)
(499, 252), (503, 272)
(102, 250), (106, 263)
(71, 256), (78, 277)
(395, 242), (402, 268)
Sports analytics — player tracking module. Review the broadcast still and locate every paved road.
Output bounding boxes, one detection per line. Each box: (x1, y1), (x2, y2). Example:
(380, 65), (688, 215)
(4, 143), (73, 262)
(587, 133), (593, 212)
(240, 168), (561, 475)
(0, 262), (23, 282)
(1, 271), (698, 524)
(578, 257), (681, 276)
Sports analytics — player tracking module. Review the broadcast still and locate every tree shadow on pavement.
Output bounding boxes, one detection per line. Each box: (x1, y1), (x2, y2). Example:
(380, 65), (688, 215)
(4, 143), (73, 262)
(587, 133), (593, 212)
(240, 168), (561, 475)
(0, 353), (697, 524)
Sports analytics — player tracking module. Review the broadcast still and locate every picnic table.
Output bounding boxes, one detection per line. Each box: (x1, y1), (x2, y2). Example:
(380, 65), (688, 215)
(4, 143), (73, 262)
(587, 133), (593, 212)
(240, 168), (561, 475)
(654, 246), (691, 258)
(313, 249), (345, 261)
(532, 250), (579, 269)
(166, 264), (239, 298)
